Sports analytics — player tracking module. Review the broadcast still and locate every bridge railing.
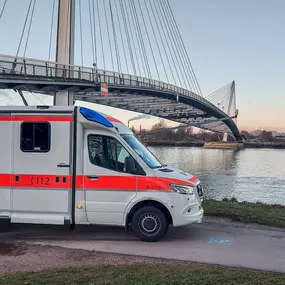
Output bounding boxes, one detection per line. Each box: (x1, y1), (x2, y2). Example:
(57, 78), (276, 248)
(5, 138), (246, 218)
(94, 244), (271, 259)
(0, 54), (226, 116)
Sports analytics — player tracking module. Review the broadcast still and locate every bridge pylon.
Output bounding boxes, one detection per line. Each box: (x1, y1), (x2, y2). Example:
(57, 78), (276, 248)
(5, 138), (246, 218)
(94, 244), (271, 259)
(221, 81), (238, 142)
(54, 0), (75, 106)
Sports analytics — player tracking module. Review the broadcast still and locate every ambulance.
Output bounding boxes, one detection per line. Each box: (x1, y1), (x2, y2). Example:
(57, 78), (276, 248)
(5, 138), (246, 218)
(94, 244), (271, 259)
(0, 105), (204, 242)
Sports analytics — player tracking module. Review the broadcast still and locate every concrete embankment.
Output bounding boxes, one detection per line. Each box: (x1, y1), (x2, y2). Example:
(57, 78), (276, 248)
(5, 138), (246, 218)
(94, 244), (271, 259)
(244, 142), (285, 149)
(143, 140), (285, 149)
(143, 140), (203, 147)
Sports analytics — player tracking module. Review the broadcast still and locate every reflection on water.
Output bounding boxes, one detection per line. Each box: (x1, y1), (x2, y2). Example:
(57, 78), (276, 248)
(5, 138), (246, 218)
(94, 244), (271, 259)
(149, 147), (285, 205)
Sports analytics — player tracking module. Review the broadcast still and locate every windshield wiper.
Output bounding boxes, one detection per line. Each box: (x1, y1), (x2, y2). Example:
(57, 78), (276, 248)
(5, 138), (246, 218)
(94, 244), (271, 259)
(152, 164), (167, 169)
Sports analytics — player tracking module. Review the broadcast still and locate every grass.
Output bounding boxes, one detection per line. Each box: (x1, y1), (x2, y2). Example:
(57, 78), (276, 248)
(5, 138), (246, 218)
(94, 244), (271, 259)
(1, 264), (285, 285)
(203, 198), (285, 228)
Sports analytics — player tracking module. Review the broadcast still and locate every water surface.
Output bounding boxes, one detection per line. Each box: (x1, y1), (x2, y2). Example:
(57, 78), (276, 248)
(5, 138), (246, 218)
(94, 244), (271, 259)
(149, 147), (285, 205)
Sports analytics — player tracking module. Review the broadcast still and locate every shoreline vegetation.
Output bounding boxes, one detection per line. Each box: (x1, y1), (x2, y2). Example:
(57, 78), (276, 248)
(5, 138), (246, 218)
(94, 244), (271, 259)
(142, 140), (285, 149)
(134, 120), (285, 149)
(203, 198), (285, 228)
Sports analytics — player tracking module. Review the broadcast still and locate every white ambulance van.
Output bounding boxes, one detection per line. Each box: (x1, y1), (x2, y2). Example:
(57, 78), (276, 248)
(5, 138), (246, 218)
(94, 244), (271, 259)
(0, 105), (204, 242)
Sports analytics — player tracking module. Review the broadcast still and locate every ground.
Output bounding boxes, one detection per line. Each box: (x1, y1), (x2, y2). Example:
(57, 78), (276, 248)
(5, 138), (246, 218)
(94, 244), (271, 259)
(0, 242), (174, 273)
(1, 242), (285, 285)
(1, 217), (285, 274)
(1, 201), (285, 284)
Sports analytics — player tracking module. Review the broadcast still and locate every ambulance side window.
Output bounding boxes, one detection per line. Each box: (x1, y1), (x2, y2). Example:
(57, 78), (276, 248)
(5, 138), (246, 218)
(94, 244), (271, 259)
(88, 134), (134, 174)
(21, 122), (51, 152)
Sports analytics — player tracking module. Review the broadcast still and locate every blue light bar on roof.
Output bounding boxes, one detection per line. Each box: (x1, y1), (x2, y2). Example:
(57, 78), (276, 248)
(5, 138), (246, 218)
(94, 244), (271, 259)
(79, 107), (113, 128)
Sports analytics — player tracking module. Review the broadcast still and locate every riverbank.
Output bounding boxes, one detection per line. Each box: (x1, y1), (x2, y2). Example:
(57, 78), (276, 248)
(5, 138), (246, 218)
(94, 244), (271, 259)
(204, 198), (285, 228)
(1, 263), (284, 285)
(143, 140), (285, 149)
(144, 140), (203, 147)
(244, 142), (285, 149)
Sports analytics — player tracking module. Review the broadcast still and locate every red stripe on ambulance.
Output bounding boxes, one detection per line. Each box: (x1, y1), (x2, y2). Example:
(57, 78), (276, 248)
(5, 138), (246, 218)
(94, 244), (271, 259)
(0, 174), (195, 190)
(0, 174), (10, 187)
(106, 117), (123, 124)
(0, 116), (73, 122)
(83, 175), (137, 190)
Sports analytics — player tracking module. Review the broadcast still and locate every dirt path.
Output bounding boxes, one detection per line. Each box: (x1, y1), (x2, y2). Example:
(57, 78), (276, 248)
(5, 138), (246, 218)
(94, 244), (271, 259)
(0, 242), (180, 273)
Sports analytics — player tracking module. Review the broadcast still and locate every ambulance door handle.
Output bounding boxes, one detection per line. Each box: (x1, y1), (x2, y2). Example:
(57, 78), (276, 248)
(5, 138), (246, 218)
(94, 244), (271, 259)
(87, 175), (99, 180)
(57, 163), (71, 168)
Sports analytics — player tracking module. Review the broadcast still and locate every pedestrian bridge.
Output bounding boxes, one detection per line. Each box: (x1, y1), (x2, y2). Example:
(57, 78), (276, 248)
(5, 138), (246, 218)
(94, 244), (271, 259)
(0, 54), (242, 142)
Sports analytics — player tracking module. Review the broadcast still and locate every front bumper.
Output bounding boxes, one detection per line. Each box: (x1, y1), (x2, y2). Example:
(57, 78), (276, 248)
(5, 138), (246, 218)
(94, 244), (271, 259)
(173, 205), (204, 227)
(169, 192), (204, 227)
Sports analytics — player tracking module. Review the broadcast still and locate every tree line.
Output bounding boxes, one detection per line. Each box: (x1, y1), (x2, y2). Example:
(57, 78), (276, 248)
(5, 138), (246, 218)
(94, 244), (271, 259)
(131, 120), (283, 143)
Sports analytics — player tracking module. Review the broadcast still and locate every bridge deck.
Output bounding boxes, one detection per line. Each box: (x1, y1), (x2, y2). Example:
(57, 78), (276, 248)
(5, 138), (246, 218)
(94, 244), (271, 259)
(0, 54), (242, 141)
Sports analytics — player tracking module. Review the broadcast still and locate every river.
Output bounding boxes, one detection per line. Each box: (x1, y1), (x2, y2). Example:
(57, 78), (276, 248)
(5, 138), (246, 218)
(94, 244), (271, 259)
(149, 147), (285, 205)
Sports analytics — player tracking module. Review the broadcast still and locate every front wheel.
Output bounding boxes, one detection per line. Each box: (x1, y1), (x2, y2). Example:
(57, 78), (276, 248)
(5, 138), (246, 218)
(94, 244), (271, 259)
(131, 206), (168, 242)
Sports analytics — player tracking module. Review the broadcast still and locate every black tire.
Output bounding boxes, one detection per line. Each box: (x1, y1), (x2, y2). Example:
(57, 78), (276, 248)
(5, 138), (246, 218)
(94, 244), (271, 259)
(131, 206), (168, 242)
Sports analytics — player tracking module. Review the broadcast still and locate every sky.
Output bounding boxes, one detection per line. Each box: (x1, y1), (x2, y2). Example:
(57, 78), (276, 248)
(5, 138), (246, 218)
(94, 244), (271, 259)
(0, 0), (284, 132)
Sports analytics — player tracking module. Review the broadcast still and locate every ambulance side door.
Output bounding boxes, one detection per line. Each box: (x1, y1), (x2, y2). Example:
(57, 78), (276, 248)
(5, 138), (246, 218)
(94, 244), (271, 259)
(11, 115), (72, 224)
(83, 131), (137, 226)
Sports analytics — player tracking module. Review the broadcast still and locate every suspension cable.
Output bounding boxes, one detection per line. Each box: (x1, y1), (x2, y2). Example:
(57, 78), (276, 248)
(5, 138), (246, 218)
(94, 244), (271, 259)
(161, 0), (195, 91)
(78, 0), (83, 66)
(220, 89), (231, 106)
(103, 0), (115, 71)
(205, 82), (231, 100)
(130, 0), (152, 79)
(165, 0), (202, 95)
(163, 0), (197, 93)
(48, 0), (56, 61)
(88, 0), (95, 65)
(128, 0), (147, 77)
(23, 88), (46, 105)
(149, 0), (176, 85)
(96, 0), (105, 69)
(23, 0), (36, 57)
(119, 0), (136, 75)
(137, 0), (160, 81)
(109, 0), (121, 73)
(144, 0), (169, 83)
(158, 0), (189, 89)
(207, 85), (232, 107)
(123, 0), (142, 76)
(0, 0), (7, 22)
(16, 0), (33, 57)
(128, 0), (145, 76)
(152, 0), (182, 87)
(164, 0), (196, 90)
(114, 0), (129, 74)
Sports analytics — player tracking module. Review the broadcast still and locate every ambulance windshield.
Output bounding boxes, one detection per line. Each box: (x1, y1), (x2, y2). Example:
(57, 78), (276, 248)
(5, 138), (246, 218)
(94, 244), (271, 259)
(121, 134), (163, 169)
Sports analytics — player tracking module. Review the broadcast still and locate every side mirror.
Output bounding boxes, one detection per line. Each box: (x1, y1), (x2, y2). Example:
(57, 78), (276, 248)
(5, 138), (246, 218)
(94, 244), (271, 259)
(124, 156), (137, 175)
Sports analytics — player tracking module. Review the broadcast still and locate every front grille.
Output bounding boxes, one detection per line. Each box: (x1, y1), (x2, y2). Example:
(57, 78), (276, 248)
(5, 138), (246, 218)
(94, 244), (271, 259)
(196, 184), (203, 197)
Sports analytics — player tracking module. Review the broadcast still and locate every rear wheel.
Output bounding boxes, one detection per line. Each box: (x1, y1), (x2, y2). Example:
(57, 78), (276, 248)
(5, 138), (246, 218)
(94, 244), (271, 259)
(131, 206), (168, 242)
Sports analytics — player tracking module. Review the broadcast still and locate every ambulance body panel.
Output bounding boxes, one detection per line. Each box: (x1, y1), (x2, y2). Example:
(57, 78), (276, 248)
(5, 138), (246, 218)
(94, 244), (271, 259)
(0, 105), (204, 241)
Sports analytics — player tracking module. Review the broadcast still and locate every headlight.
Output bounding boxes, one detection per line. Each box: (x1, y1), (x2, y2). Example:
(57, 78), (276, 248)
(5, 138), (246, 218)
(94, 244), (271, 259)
(170, 184), (194, 195)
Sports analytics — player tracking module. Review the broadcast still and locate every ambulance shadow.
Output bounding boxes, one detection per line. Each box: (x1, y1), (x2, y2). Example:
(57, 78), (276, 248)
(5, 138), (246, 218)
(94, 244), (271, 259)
(1, 221), (204, 243)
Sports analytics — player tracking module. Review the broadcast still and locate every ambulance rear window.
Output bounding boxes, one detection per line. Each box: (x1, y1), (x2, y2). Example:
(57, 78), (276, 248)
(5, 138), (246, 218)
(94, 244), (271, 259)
(21, 122), (51, 152)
